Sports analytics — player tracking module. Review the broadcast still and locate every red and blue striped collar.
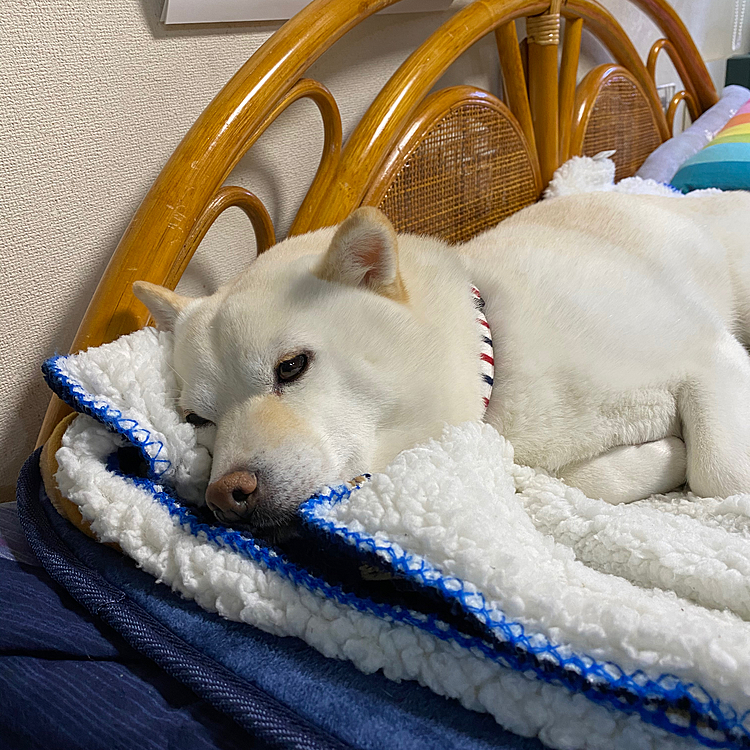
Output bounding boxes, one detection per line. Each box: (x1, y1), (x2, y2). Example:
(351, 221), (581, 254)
(471, 285), (494, 415)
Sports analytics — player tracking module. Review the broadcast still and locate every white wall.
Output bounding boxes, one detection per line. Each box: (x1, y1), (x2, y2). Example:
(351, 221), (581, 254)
(1, 0), (747, 502)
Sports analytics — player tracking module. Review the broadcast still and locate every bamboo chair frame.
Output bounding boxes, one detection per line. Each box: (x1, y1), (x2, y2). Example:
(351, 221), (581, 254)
(37, 0), (717, 448)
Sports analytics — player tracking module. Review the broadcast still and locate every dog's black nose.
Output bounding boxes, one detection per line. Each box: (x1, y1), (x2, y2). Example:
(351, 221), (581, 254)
(206, 470), (258, 521)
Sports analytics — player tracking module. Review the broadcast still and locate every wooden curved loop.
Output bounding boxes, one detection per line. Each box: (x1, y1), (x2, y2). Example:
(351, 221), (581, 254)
(170, 77), (339, 275)
(626, 0), (718, 112)
(276, 80), (343, 236)
(647, 37), (705, 124)
(666, 89), (699, 134)
(647, 38), (675, 80)
(177, 186), (275, 280)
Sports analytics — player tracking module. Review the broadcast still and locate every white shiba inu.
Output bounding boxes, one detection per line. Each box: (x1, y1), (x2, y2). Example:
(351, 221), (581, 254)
(134, 190), (750, 537)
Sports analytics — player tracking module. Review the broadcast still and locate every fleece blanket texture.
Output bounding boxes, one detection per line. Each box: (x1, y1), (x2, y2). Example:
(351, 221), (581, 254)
(43, 157), (750, 750)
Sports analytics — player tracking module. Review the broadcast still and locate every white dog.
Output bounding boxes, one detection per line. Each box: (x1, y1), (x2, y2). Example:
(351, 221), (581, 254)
(134, 190), (750, 536)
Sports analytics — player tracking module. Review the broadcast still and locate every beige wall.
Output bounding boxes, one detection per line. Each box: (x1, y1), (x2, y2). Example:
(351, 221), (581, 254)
(1, 0), (748, 501)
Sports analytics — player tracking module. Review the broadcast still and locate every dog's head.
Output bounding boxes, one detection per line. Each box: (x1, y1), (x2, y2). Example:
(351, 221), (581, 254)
(135, 208), (476, 539)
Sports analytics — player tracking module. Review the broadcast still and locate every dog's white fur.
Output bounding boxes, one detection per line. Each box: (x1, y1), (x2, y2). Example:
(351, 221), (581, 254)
(135, 190), (750, 530)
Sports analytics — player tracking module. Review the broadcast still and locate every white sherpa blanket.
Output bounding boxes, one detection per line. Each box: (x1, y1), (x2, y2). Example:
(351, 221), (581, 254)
(45, 158), (750, 750)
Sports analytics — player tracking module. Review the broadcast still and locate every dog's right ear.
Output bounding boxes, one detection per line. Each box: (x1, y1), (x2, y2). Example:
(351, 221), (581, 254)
(315, 207), (407, 302)
(133, 281), (191, 331)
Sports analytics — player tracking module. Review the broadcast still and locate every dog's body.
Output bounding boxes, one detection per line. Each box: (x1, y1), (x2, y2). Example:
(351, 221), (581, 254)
(135, 189), (750, 535)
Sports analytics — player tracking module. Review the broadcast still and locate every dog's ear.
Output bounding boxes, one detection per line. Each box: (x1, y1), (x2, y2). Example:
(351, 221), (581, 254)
(315, 207), (407, 302)
(133, 281), (192, 331)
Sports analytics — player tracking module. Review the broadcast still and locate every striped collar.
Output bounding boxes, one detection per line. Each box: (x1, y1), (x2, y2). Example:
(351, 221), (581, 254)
(471, 285), (494, 416)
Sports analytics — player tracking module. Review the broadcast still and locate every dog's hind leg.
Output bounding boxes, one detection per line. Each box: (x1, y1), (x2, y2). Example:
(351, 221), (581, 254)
(557, 437), (687, 503)
(678, 331), (750, 498)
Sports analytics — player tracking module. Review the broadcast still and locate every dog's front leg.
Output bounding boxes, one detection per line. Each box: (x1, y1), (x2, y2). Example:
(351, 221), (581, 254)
(678, 332), (750, 497)
(557, 437), (687, 503)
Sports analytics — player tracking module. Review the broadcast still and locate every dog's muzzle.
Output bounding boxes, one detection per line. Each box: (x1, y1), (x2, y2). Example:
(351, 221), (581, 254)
(205, 470), (258, 523)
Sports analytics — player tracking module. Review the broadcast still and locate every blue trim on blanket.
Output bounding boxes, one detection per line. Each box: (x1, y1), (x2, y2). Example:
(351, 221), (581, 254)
(123, 472), (477, 645)
(299, 485), (750, 749)
(42, 355), (171, 479)
(140, 470), (749, 748)
(654, 181), (682, 194)
(42, 348), (750, 748)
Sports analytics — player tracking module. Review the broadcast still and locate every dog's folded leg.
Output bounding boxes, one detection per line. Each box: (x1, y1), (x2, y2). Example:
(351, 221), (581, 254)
(557, 437), (687, 504)
(679, 332), (750, 498)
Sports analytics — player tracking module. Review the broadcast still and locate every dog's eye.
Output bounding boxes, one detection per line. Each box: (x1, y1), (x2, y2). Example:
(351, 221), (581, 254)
(277, 353), (308, 383)
(185, 412), (214, 428)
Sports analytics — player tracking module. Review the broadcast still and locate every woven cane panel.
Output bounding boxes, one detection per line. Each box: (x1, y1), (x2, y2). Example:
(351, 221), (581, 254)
(580, 75), (663, 181)
(377, 103), (539, 244)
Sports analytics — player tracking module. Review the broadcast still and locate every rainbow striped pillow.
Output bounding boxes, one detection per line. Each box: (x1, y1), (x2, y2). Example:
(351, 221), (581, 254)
(671, 99), (750, 192)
